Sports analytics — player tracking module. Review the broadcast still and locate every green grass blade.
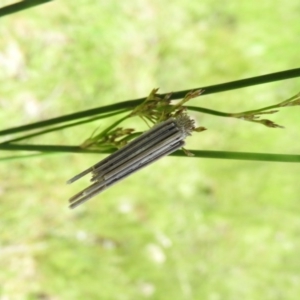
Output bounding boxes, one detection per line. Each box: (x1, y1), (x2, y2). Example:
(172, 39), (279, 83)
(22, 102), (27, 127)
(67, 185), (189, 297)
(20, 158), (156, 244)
(0, 68), (299, 137)
(170, 67), (300, 100)
(0, 106), (132, 137)
(1, 109), (128, 144)
(0, 0), (53, 18)
(0, 152), (55, 162)
(173, 150), (300, 162)
(1, 143), (300, 163)
(186, 106), (231, 117)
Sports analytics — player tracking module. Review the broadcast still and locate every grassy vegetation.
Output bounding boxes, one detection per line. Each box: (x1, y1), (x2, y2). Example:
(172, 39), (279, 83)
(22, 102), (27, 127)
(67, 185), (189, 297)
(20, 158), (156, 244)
(1, 1), (300, 299)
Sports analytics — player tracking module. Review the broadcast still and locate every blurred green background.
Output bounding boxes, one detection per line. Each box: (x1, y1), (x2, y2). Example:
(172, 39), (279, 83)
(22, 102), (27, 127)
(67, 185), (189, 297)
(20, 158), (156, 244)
(1, 1), (300, 299)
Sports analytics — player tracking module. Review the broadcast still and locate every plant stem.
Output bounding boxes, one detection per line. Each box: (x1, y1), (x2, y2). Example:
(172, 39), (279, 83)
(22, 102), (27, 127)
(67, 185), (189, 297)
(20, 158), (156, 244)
(1, 109), (128, 144)
(0, 143), (300, 163)
(90, 114), (131, 141)
(1, 68), (299, 137)
(0, 0), (53, 18)
(0, 152), (55, 162)
(186, 106), (231, 117)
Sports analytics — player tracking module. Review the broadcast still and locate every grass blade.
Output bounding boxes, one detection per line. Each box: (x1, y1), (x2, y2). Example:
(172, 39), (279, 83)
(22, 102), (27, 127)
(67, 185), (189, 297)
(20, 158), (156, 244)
(0, 68), (299, 137)
(0, 143), (300, 163)
(0, 0), (53, 18)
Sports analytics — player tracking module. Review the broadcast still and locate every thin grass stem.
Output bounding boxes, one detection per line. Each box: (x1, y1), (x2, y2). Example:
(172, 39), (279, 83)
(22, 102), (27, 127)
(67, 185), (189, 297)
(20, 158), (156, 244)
(0, 0), (53, 18)
(1, 109), (128, 144)
(0, 143), (300, 163)
(0, 68), (299, 137)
